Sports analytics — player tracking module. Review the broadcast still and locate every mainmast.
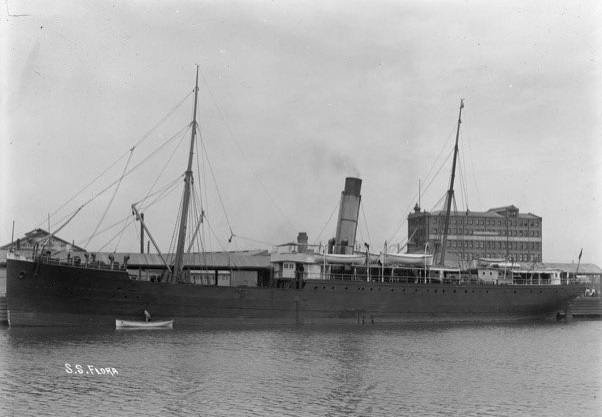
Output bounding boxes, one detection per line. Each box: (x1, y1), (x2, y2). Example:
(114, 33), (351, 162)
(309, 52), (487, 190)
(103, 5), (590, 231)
(172, 66), (200, 282)
(439, 99), (464, 266)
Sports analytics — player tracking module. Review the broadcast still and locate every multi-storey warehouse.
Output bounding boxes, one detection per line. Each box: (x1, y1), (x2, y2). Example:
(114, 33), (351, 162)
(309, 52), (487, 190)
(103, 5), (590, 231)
(407, 205), (542, 264)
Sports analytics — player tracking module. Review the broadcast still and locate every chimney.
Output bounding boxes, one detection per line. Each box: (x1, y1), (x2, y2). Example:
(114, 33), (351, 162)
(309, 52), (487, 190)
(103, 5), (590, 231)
(297, 232), (308, 253)
(334, 177), (362, 255)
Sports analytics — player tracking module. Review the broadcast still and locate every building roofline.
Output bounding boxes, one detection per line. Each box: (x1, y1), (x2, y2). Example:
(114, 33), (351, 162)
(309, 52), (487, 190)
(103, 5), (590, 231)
(0, 228), (86, 252)
(409, 209), (541, 220)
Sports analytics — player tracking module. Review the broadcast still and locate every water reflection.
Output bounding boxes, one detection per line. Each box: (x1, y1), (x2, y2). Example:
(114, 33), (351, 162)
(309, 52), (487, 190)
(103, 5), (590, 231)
(1, 322), (601, 417)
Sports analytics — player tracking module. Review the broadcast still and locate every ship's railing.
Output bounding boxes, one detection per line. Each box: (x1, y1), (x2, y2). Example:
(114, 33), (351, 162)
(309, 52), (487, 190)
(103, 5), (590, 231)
(288, 271), (581, 286)
(25, 254), (582, 286)
(32, 255), (126, 271)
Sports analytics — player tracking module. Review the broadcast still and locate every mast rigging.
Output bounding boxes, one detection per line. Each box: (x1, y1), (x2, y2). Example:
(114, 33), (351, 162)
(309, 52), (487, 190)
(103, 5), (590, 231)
(172, 66), (200, 282)
(439, 99), (464, 266)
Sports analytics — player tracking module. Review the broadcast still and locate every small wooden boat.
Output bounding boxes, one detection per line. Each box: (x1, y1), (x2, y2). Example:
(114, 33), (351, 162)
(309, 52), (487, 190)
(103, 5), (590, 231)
(314, 253), (366, 265)
(115, 319), (173, 329)
(383, 252), (434, 266)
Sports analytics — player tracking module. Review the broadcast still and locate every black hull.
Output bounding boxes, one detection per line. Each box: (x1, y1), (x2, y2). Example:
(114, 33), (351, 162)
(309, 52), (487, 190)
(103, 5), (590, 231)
(7, 258), (585, 326)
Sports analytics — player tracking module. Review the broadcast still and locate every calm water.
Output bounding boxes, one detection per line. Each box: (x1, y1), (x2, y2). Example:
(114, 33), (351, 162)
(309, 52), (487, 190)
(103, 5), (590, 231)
(1, 321), (600, 417)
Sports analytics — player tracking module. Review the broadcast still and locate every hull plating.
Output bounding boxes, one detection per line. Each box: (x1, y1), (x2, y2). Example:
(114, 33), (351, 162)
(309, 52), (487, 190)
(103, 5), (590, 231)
(7, 259), (584, 326)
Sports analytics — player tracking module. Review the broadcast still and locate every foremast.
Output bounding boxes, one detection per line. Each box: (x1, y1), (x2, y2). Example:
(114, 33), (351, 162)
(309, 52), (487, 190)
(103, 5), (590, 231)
(439, 99), (464, 266)
(171, 66), (200, 283)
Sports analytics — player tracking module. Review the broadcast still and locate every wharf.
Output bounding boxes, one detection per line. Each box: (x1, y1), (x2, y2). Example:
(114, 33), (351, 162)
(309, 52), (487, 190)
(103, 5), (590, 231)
(0, 296), (7, 326)
(570, 297), (602, 318)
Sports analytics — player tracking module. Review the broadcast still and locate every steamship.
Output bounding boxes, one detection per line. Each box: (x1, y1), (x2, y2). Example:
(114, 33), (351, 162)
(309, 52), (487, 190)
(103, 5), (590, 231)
(5, 73), (584, 327)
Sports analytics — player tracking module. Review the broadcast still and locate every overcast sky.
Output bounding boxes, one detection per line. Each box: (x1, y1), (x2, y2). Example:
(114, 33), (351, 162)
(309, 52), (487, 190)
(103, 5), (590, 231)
(1, 0), (601, 264)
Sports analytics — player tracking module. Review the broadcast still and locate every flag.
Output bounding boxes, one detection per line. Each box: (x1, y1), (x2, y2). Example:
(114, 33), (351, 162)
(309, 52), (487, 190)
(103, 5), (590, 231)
(578, 248), (583, 261)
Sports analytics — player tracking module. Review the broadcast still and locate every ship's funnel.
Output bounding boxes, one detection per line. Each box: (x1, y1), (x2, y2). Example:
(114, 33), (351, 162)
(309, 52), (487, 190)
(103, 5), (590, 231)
(297, 232), (308, 253)
(334, 177), (362, 254)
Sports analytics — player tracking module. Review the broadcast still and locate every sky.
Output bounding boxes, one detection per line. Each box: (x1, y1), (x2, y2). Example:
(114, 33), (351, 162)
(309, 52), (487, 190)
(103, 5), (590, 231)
(1, 0), (601, 265)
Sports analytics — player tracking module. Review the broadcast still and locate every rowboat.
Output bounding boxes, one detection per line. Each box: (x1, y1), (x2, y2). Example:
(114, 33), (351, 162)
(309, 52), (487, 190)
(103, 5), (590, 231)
(314, 253), (366, 265)
(383, 252), (434, 266)
(115, 319), (174, 329)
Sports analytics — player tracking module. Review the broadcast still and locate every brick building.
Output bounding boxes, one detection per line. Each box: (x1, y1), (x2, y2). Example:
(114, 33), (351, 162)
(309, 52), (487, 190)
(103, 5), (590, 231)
(407, 205), (542, 264)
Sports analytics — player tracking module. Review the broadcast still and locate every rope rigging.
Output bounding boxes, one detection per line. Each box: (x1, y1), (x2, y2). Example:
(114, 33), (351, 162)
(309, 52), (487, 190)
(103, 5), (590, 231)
(198, 128), (235, 241)
(137, 125), (191, 210)
(35, 91), (194, 233)
(386, 125), (457, 246)
(198, 68), (298, 235)
(312, 198), (340, 247)
(359, 201), (372, 249)
(49, 122), (192, 247)
(386, 101), (479, 258)
(85, 147), (135, 248)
